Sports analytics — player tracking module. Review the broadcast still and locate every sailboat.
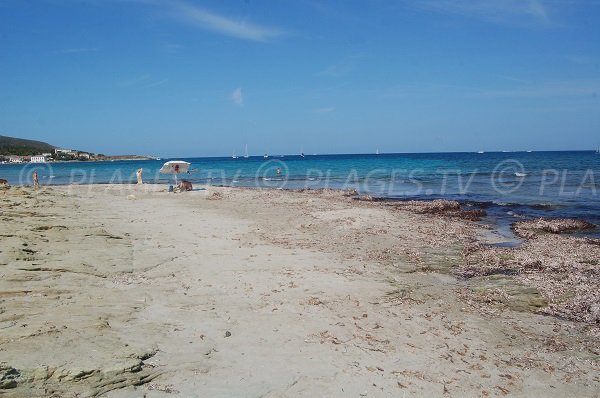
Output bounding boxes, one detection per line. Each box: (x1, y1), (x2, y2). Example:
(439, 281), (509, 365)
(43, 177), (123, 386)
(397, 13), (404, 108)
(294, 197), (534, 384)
(596, 145), (600, 154)
(376, 148), (379, 155)
(232, 149), (239, 159)
(263, 153), (269, 159)
(300, 146), (305, 157)
(244, 144), (249, 158)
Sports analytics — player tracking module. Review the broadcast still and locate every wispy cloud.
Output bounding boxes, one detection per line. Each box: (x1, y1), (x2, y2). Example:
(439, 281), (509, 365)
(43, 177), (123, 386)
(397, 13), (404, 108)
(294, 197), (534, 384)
(480, 79), (600, 98)
(381, 79), (600, 100)
(566, 55), (600, 65)
(121, 74), (151, 87)
(154, 1), (285, 42)
(318, 54), (367, 78)
(315, 106), (335, 113)
(231, 87), (244, 106)
(160, 42), (185, 53)
(145, 78), (169, 88)
(121, 74), (168, 88)
(499, 75), (530, 84)
(59, 47), (98, 54)
(412, 0), (552, 26)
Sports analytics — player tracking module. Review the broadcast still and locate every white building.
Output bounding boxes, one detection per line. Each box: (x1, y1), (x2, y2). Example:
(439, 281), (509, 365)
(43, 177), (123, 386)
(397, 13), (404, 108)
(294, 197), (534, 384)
(55, 148), (74, 155)
(30, 155), (47, 163)
(8, 156), (23, 163)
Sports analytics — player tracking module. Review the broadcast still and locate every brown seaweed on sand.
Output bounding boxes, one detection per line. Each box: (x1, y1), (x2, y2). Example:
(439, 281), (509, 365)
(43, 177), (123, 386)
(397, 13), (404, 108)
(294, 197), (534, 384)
(391, 200), (487, 221)
(206, 191), (224, 200)
(512, 218), (596, 239)
(456, 220), (600, 329)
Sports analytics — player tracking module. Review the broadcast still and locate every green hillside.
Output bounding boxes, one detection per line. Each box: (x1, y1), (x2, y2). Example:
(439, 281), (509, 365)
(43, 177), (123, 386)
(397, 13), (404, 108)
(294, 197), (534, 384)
(0, 135), (56, 156)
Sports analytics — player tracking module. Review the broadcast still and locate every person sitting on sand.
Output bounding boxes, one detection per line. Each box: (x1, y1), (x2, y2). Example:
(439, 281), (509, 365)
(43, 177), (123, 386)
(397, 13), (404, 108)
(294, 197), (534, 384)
(32, 171), (39, 189)
(178, 180), (193, 191)
(136, 168), (143, 185)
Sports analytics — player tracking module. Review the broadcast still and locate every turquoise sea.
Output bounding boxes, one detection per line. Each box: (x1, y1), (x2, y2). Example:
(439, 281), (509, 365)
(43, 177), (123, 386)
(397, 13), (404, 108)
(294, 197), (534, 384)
(2, 151), (599, 237)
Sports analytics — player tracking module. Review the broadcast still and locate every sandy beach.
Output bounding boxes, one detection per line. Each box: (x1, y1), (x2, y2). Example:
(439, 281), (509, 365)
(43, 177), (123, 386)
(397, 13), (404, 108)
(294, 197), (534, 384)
(1, 184), (599, 397)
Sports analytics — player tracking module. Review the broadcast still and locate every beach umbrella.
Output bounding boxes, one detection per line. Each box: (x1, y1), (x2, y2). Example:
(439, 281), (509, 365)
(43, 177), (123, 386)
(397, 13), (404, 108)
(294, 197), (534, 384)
(159, 160), (190, 186)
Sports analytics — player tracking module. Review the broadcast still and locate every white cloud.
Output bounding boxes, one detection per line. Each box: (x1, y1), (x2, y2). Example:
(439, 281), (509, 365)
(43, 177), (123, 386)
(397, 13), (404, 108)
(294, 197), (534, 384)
(231, 87), (243, 106)
(165, 1), (285, 42)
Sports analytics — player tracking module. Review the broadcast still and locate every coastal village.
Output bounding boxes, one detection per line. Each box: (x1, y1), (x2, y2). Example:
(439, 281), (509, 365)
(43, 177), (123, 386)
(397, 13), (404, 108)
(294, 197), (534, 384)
(0, 148), (96, 164)
(0, 135), (157, 163)
(0, 135), (99, 163)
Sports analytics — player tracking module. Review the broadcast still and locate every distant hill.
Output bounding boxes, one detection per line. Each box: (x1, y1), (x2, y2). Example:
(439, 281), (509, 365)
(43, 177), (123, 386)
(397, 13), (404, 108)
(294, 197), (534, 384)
(0, 135), (56, 156)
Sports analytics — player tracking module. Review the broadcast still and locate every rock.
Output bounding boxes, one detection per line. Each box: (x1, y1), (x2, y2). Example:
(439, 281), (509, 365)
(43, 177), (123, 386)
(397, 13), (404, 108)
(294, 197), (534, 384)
(589, 304), (600, 323)
(225, 331), (231, 338)
(0, 365), (20, 389)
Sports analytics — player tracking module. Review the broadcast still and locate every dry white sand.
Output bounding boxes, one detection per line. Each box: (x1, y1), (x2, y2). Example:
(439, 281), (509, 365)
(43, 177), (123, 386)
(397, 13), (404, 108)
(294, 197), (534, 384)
(0, 184), (598, 397)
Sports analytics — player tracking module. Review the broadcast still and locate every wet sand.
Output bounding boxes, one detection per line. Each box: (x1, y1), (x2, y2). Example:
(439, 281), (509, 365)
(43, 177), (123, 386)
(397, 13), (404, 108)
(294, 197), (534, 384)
(0, 184), (599, 397)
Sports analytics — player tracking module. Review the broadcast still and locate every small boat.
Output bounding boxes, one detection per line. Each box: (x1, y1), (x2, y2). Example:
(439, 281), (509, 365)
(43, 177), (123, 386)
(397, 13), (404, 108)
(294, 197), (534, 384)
(376, 148), (379, 155)
(263, 154), (268, 159)
(596, 145), (600, 154)
(244, 144), (249, 158)
(232, 149), (238, 159)
(477, 151), (484, 154)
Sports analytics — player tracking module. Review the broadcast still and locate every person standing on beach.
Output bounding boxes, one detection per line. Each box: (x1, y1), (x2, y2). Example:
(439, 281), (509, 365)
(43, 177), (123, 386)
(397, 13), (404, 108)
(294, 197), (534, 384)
(136, 168), (143, 185)
(32, 171), (39, 189)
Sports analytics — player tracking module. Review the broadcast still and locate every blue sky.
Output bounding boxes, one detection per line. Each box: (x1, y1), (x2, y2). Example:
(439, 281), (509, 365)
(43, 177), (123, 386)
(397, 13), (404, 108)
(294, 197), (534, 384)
(1, 0), (599, 157)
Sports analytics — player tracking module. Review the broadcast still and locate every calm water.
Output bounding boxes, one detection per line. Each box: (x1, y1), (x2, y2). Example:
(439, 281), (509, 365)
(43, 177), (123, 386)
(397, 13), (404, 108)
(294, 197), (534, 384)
(2, 151), (599, 237)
